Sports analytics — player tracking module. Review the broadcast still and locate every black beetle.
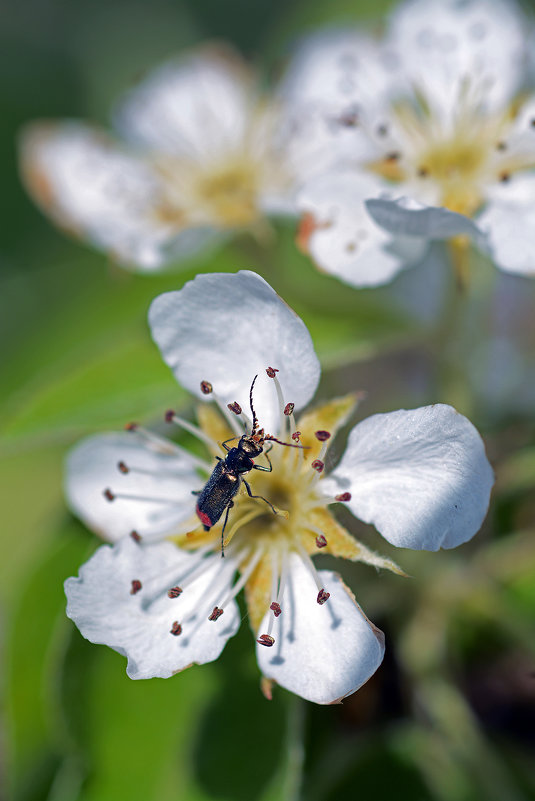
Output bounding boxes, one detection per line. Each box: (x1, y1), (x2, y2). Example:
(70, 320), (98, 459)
(194, 374), (303, 554)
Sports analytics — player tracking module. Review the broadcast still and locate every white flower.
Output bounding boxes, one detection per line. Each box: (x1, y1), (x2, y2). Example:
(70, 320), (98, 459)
(64, 271), (494, 704)
(287, 0), (535, 286)
(19, 47), (310, 272)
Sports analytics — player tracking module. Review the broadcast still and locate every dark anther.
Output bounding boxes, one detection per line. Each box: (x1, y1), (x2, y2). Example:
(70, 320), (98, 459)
(385, 151), (400, 161)
(315, 534), (328, 548)
(499, 171), (511, 183)
(125, 422), (138, 431)
(130, 530), (142, 543)
(117, 460), (129, 474)
(496, 141), (507, 151)
(270, 602), (282, 617)
(312, 459), (325, 473)
(417, 166), (429, 177)
(130, 579), (142, 595)
(170, 621), (182, 636)
(339, 111), (358, 127)
(266, 367), (279, 378)
(377, 123), (388, 137)
(164, 409), (175, 423)
(292, 431), (301, 442)
(284, 403), (295, 416)
(228, 401), (242, 415)
(314, 430), (331, 442)
(530, 118), (535, 127)
(167, 586), (183, 598)
(103, 488), (115, 501)
(208, 606), (224, 621)
(317, 589), (330, 605)
(257, 634), (275, 647)
(200, 380), (213, 395)
(335, 492), (352, 502)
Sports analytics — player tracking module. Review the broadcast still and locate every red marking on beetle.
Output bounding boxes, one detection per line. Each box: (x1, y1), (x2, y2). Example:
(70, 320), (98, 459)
(196, 506), (213, 528)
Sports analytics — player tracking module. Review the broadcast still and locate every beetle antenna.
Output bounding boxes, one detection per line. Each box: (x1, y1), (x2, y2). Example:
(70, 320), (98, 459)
(249, 375), (259, 433)
(264, 434), (309, 450)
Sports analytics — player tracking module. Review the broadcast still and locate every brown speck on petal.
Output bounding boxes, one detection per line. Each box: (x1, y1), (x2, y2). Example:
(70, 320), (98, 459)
(270, 602), (282, 617)
(317, 589), (330, 605)
(208, 606), (224, 621)
(130, 579), (142, 595)
(316, 534), (328, 548)
(167, 586), (183, 598)
(200, 380), (213, 395)
(170, 621), (182, 636)
(314, 430), (331, 442)
(257, 634), (275, 647)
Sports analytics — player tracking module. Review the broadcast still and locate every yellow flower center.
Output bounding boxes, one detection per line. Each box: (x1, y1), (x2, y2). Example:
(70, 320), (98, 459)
(193, 161), (260, 227)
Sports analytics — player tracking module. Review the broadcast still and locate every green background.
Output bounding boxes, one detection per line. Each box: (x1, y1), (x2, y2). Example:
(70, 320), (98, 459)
(2, 0), (535, 799)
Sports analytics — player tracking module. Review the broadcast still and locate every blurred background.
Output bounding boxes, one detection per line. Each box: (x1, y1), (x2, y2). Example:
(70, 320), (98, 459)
(2, 0), (535, 799)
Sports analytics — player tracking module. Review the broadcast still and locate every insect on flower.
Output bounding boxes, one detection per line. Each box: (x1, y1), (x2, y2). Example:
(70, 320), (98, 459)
(64, 271), (494, 704)
(192, 374), (307, 552)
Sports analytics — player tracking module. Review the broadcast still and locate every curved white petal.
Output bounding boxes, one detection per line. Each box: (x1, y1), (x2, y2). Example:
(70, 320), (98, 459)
(256, 553), (384, 705)
(478, 175), (535, 276)
(327, 405), (494, 550)
(19, 122), (177, 271)
(366, 197), (488, 251)
(298, 172), (426, 288)
(65, 432), (201, 543)
(65, 539), (240, 679)
(386, 0), (527, 117)
(114, 49), (253, 160)
(148, 271), (320, 433)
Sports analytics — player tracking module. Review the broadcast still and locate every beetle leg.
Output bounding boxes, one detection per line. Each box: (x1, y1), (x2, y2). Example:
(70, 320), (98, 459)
(252, 447), (273, 473)
(242, 478), (277, 514)
(221, 436), (239, 452)
(220, 501), (234, 557)
(191, 490), (201, 496)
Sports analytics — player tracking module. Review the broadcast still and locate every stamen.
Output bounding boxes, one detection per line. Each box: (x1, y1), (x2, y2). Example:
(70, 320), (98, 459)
(130, 580), (142, 595)
(103, 488), (181, 505)
(317, 589), (330, 605)
(311, 459), (324, 473)
(291, 431), (301, 442)
(200, 380), (213, 395)
(266, 366), (287, 436)
(284, 403), (294, 416)
(167, 586), (183, 598)
(130, 530), (142, 543)
(214, 547), (264, 613)
(227, 401), (242, 415)
(170, 621), (182, 636)
(316, 535), (327, 549)
(266, 367), (279, 378)
(257, 634), (275, 647)
(314, 430), (331, 442)
(270, 602), (282, 617)
(165, 411), (218, 450)
(294, 542), (325, 595)
(208, 607), (224, 621)
(223, 506), (266, 548)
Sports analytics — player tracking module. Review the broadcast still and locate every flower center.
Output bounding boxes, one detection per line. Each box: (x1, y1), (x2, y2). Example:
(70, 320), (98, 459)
(193, 160), (260, 227)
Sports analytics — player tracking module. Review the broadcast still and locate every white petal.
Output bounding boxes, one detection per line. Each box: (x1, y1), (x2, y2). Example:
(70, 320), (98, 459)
(115, 49), (252, 160)
(327, 405), (494, 550)
(256, 553), (384, 705)
(298, 172), (427, 288)
(478, 175), (535, 276)
(386, 0), (527, 117)
(19, 122), (176, 270)
(148, 271), (320, 433)
(65, 432), (201, 542)
(366, 196), (488, 251)
(65, 539), (240, 679)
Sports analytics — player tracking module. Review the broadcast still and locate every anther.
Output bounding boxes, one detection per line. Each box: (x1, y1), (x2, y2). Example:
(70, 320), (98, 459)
(499, 171), (511, 183)
(117, 460), (129, 474)
(200, 380), (213, 395)
(314, 430), (331, 442)
(266, 367), (279, 378)
(130, 579), (142, 595)
(377, 123), (388, 137)
(170, 621), (182, 636)
(530, 118), (535, 128)
(417, 166), (429, 177)
(208, 606), (224, 621)
(103, 488), (115, 501)
(270, 602), (282, 617)
(227, 401), (242, 415)
(335, 492), (352, 502)
(125, 422), (138, 431)
(496, 141), (507, 151)
(317, 589), (330, 605)
(312, 459), (324, 473)
(292, 431), (301, 442)
(315, 534), (328, 548)
(385, 151), (400, 161)
(167, 586), (183, 598)
(257, 634), (275, 647)
(339, 111), (358, 127)
(284, 403), (295, 416)
(164, 409), (174, 423)
(130, 530), (142, 543)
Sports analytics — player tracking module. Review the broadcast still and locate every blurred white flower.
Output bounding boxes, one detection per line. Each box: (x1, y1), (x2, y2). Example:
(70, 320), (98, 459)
(19, 48), (312, 271)
(286, 0), (535, 287)
(65, 271), (494, 703)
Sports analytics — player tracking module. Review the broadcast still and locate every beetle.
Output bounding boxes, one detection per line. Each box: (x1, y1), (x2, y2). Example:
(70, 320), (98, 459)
(194, 374), (304, 555)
